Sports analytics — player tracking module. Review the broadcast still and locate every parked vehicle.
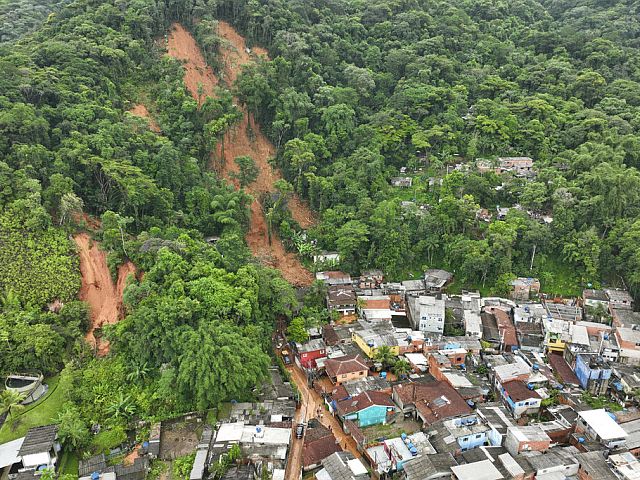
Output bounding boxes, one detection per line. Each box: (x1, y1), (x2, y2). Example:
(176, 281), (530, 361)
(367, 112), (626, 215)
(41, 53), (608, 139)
(296, 423), (305, 439)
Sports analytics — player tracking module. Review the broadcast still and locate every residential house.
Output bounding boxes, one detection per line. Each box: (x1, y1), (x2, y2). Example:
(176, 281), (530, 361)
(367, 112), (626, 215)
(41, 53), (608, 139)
(461, 291), (482, 338)
(515, 321), (544, 352)
(229, 400), (296, 425)
(0, 437), (25, 480)
(510, 278), (541, 302)
(621, 419), (640, 457)
(545, 302), (582, 323)
(496, 206), (510, 220)
(610, 364), (640, 406)
(392, 381), (472, 426)
(482, 307), (518, 352)
(575, 451), (618, 480)
(505, 425), (551, 456)
(424, 270), (453, 292)
(334, 391), (395, 427)
(17, 425), (60, 473)
(609, 452), (640, 480)
(477, 404), (516, 446)
(611, 309), (640, 328)
(407, 295), (445, 334)
(583, 289), (609, 310)
(605, 289), (634, 310)
(358, 270), (383, 289)
(213, 422), (291, 467)
(366, 432), (435, 474)
(315, 452), (368, 480)
(404, 353), (429, 373)
(351, 321), (420, 358)
(492, 360), (531, 391)
(316, 271), (352, 286)
(401, 279), (427, 295)
(402, 453), (457, 480)
(576, 409), (628, 449)
(302, 421), (341, 471)
(390, 177), (413, 187)
(322, 324), (352, 347)
(498, 156), (534, 177)
(326, 286), (357, 316)
(521, 446), (580, 479)
(358, 295), (394, 322)
(314, 252), (341, 266)
(499, 380), (541, 419)
(614, 327), (640, 365)
(431, 415), (491, 453)
(324, 355), (369, 385)
(296, 339), (327, 369)
(574, 354), (611, 396)
(341, 376), (391, 397)
(451, 460), (503, 480)
(543, 319), (573, 353)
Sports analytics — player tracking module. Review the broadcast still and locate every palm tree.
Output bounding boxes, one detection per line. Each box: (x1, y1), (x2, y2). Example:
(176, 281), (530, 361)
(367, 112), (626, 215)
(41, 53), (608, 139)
(393, 359), (411, 379)
(0, 389), (25, 420)
(374, 346), (396, 370)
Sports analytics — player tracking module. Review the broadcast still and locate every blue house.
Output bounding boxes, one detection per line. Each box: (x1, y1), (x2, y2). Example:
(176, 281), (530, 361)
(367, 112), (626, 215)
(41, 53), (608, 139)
(574, 354), (611, 396)
(442, 415), (491, 452)
(335, 390), (395, 427)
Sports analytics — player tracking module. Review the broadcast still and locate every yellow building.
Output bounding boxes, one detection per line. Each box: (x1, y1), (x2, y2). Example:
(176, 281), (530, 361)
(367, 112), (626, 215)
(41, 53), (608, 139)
(352, 330), (400, 358)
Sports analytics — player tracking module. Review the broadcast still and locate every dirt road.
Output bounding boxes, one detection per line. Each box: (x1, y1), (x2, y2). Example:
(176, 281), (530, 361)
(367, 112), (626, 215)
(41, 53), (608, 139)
(166, 22), (314, 285)
(284, 363), (362, 480)
(74, 233), (136, 356)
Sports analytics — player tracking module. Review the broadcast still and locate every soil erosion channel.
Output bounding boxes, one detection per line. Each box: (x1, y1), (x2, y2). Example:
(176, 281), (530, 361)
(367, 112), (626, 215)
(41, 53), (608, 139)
(167, 22), (314, 286)
(74, 233), (136, 356)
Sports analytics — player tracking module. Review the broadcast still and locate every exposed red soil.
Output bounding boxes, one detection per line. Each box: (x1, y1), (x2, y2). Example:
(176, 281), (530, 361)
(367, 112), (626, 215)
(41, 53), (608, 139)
(166, 22), (314, 285)
(128, 104), (161, 133)
(217, 20), (269, 85)
(167, 23), (218, 103)
(74, 233), (136, 356)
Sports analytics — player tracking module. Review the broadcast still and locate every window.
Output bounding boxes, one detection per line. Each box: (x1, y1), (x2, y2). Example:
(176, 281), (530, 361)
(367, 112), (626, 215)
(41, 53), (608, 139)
(359, 371), (365, 376)
(341, 374), (347, 378)
(476, 434), (482, 439)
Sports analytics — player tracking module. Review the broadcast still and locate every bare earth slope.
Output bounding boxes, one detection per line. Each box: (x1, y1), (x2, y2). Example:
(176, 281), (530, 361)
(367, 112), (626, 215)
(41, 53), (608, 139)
(74, 233), (136, 356)
(166, 22), (314, 285)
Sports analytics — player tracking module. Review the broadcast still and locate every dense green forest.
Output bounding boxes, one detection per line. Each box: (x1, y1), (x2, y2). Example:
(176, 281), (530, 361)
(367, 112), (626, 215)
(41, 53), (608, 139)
(0, 0), (71, 43)
(0, 0), (293, 450)
(2, 0), (640, 458)
(217, 0), (640, 294)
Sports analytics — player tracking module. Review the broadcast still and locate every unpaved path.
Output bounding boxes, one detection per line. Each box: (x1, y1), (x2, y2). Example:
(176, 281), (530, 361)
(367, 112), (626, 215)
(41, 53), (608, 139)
(128, 104), (161, 133)
(166, 22), (314, 285)
(74, 233), (136, 356)
(285, 363), (362, 480)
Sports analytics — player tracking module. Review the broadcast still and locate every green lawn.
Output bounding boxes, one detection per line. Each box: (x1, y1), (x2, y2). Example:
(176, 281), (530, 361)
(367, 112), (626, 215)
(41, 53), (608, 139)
(59, 450), (79, 476)
(0, 375), (66, 443)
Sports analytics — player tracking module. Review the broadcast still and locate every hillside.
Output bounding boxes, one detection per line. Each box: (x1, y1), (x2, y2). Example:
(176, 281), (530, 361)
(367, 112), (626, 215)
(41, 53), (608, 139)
(1, 0), (640, 475)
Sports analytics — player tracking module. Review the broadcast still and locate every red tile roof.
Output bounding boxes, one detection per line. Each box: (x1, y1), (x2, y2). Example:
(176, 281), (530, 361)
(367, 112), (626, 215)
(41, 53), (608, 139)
(548, 353), (580, 385)
(502, 380), (541, 402)
(303, 423), (341, 468)
(325, 355), (369, 379)
(394, 381), (472, 426)
(487, 306), (518, 348)
(323, 325), (340, 346)
(335, 390), (395, 416)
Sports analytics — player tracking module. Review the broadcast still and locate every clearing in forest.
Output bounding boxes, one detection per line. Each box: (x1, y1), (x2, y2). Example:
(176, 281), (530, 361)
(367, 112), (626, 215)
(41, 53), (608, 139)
(128, 104), (161, 133)
(166, 22), (314, 286)
(74, 233), (136, 356)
